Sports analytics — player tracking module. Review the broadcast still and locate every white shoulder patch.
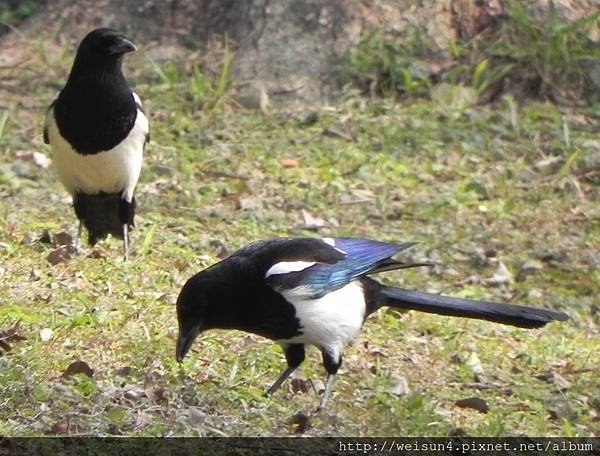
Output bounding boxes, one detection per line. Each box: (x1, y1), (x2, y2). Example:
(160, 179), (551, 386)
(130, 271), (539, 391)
(132, 92), (143, 109)
(265, 261), (316, 278)
(321, 237), (346, 254)
(43, 92), (60, 139)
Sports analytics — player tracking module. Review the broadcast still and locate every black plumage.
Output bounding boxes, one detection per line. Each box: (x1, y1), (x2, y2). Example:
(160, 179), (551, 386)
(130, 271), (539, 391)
(176, 237), (568, 410)
(73, 191), (136, 246)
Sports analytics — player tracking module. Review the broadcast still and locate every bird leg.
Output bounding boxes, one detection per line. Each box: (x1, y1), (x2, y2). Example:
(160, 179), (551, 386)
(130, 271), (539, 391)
(265, 365), (297, 397)
(122, 224), (129, 262)
(317, 348), (342, 411)
(264, 343), (305, 398)
(74, 221), (83, 254)
(317, 374), (336, 411)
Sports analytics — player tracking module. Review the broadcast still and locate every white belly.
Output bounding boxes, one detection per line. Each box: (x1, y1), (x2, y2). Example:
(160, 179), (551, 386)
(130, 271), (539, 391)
(277, 281), (366, 359)
(47, 108), (148, 202)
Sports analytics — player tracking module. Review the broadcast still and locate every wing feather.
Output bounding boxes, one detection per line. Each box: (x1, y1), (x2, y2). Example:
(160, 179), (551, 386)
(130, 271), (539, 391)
(43, 95), (58, 145)
(266, 238), (419, 299)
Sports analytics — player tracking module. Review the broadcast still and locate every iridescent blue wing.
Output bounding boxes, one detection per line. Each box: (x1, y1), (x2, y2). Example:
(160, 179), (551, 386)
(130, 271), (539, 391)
(265, 238), (418, 299)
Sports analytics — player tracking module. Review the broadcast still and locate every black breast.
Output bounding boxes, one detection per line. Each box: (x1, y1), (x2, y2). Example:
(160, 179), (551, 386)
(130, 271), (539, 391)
(54, 81), (137, 155)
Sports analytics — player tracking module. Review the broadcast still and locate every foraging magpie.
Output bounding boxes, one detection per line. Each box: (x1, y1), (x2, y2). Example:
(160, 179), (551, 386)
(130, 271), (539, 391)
(176, 237), (568, 410)
(44, 28), (149, 260)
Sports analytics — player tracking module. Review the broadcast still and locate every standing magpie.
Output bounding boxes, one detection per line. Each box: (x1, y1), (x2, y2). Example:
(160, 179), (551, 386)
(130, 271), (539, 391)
(44, 28), (149, 260)
(176, 237), (568, 410)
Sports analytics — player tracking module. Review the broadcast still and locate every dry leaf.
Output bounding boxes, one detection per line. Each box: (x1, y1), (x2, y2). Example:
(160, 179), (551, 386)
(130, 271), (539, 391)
(534, 370), (571, 390)
(290, 378), (310, 394)
(281, 158), (299, 168)
(544, 398), (578, 421)
(286, 412), (311, 434)
(15, 150), (52, 169)
(552, 373), (572, 390)
(115, 366), (133, 377)
(39, 230), (53, 244)
(534, 370), (554, 381)
(209, 240), (229, 259)
(49, 420), (69, 434)
(339, 189), (375, 205)
(391, 375), (411, 397)
(322, 127), (354, 142)
(0, 321), (26, 354)
(534, 156), (563, 174)
(465, 352), (485, 382)
(516, 260), (543, 281)
(455, 397), (490, 414)
(301, 210), (326, 230)
(87, 249), (108, 259)
(484, 261), (512, 286)
(47, 246), (78, 265)
(236, 196), (263, 211)
(62, 360), (94, 378)
(153, 387), (170, 402)
(54, 232), (74, 246)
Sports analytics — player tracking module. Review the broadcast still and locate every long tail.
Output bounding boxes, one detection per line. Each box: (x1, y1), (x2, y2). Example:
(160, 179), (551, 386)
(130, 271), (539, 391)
(73, 192), (135, 245)
(379, 286), (568, 329)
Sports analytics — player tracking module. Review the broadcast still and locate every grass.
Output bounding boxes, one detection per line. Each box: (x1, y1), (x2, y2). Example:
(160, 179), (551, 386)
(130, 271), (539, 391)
(463, 0), (600, 103)
(342, 27), (435, 98)
(0, 28), (598, 437)
(344, 0), (600, 105)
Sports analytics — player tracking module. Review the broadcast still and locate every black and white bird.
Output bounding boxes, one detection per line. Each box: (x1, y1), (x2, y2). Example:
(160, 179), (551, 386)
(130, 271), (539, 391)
(175, 237), (568, 410)
(44, 28), (149, 260)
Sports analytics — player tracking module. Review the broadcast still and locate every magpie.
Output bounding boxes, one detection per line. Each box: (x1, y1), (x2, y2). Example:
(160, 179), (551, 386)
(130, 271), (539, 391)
(175, 237), (568, 410)
(44, 28), (149, 260)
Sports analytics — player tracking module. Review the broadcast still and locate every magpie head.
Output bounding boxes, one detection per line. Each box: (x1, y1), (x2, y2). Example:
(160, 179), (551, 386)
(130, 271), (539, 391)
(74, 28), (137, 68)
(175, 277), (208, 363)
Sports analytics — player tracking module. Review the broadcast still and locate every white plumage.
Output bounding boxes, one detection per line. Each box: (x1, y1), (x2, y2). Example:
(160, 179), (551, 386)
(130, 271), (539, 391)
(321, 237), (346, 254)
(265, 260), (316, 278)
(277, 281), (366, 361)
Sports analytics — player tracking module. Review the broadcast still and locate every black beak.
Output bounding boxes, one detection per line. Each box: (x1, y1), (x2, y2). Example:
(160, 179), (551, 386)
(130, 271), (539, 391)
(175, 327), (200, 362)
(110, 38), (137, 55)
